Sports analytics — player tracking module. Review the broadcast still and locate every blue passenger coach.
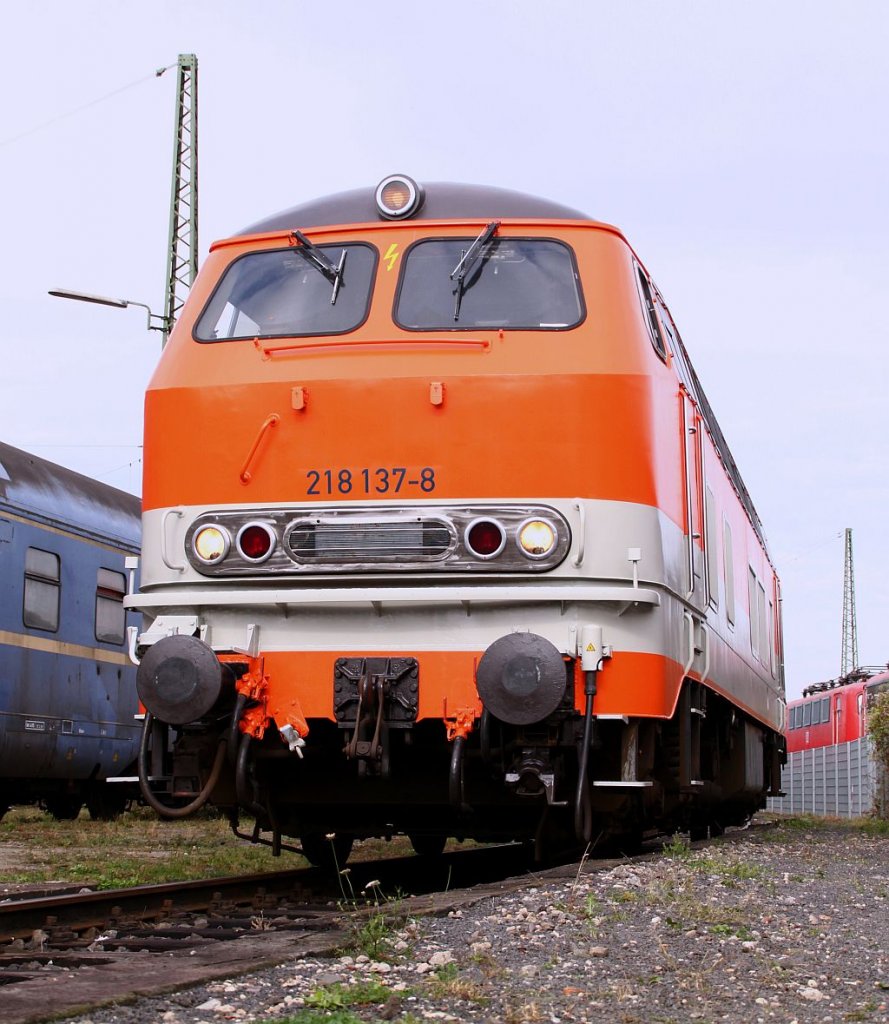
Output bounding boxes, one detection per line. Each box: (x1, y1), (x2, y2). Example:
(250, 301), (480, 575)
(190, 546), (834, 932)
(0, 442), (141, 819)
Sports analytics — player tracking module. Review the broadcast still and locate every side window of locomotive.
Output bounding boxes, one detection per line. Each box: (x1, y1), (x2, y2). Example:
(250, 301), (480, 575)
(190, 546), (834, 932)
(723, 519), (736, 625)
(803, 702), (812, 727)
(635, 267), (667, 359)
(656, 300), (688, 379)
(820, 697), (830, 724)
(194, 243), (378, 341)
(768, 599), (776, 677)
(748, 568), (759, 660)
(757, 580), (767, 665)
(747, 568), (768, 664)
(394, 238), (584, 330)
(705, 486), (718, 608)
(95, 568), (126, 645)
(23, 547), (60, 632)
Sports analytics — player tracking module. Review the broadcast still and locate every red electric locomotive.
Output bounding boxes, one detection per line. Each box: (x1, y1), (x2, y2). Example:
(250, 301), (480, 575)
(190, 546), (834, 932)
(786, 667), (889, 753)
(128, 176), (785, 860)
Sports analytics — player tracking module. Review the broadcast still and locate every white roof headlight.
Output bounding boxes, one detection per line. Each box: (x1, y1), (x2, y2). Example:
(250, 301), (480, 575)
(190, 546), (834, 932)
(193, 524), (231, 564)
(517, 519), (557, 558)
(375, 174), (425, 220)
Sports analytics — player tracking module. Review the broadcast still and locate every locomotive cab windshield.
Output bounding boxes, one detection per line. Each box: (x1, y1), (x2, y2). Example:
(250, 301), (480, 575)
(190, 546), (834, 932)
(396, 236), (584, 330)
(194, 242), (377, 341)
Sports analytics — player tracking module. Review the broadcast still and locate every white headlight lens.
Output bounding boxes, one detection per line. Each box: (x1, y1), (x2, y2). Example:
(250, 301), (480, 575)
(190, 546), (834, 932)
(194, 525), (230, 563)
(375, 174), (424, 219)
(518, 519), (556, 557)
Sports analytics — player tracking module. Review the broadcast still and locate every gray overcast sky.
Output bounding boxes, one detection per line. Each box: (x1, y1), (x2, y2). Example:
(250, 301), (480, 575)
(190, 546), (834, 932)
(2, 1), (886, 697)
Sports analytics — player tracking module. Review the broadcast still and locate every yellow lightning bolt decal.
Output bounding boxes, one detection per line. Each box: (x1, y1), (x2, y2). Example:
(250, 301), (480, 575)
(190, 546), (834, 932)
(384, 243), (400, 271)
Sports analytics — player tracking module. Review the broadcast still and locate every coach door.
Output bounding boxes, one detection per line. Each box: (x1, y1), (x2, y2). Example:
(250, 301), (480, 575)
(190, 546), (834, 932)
(681, 387), (706, 608)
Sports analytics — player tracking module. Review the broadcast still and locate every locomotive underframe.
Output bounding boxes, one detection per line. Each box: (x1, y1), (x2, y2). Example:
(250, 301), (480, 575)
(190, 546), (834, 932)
(139, 652), (781, 860)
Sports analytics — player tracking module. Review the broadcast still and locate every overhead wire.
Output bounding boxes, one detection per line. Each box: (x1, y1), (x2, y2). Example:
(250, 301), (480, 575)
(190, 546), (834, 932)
(0, 61), (176, 150)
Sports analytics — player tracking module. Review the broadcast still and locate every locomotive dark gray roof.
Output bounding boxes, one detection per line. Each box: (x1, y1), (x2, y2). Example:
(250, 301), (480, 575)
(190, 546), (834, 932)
(240, 181), (591, 235)
(0, 442), (140, 549)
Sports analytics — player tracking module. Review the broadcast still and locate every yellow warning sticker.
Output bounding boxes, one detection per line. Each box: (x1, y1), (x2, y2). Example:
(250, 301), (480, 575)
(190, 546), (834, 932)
(384, 243), (400, 271)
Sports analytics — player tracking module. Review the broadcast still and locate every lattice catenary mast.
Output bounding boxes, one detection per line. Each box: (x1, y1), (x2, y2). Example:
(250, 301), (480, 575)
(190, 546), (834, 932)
(162, 53), (198, 345)
(840, 527), (858, 677)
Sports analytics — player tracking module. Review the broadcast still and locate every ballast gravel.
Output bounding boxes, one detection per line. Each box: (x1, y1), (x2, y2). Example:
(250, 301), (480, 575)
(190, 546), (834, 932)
(64, 818), (888, 1024)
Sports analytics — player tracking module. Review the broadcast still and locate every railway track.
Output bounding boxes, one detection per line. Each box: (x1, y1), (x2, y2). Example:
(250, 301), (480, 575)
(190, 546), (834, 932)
(0, 842), (539, 1023)
(0, 828), (766, 1023)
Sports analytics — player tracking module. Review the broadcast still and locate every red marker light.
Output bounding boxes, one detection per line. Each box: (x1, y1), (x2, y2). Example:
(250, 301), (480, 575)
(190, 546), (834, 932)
(466, 519), (505, 559)
(238, 523), (274, 561)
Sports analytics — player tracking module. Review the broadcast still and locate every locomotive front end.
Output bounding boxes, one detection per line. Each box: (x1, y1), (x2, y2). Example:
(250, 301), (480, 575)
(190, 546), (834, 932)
(128, 176), (784, 862)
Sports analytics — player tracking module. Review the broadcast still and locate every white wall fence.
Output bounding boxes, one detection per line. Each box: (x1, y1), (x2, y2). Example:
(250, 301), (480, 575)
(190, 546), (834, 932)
(768, 738), (888, 818)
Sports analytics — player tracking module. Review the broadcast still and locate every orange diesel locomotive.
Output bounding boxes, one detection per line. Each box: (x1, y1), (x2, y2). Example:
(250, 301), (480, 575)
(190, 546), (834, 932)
(130, 176), (785, 860)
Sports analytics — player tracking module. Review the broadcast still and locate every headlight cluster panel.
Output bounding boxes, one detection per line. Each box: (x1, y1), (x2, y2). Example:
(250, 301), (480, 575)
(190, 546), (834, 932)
(185, 505), (571, 576)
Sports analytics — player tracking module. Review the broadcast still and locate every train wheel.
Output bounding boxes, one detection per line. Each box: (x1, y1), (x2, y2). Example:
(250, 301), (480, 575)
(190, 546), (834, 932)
(688, 823), (708, 842)
(86, 786), (128, 821)
(300, 832), (354, 870)
(408, 833), (447, 858)
(688, 820), (723, 842)
(614, 828), (644, 857)
(44, 796), (83, 821)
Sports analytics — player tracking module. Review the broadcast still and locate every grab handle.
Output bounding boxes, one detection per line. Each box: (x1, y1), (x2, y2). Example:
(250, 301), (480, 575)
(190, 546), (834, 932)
(240, 414), (280, 483)
(682, 611), (695, 676)
(572, 499), (585, 567)
(161, 508), (186, 572)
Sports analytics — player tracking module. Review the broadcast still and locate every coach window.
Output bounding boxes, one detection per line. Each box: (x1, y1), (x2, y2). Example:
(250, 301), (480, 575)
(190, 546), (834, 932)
(95, 568), (126, 645)
(23, 548), (60, 632)
(394, 238), (584, 330)
(194, 243), (378, 341)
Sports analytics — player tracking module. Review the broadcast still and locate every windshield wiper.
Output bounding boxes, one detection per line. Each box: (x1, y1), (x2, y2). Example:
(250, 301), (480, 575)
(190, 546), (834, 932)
(449, 220), (500, 321)
(292, 230), (347, 305)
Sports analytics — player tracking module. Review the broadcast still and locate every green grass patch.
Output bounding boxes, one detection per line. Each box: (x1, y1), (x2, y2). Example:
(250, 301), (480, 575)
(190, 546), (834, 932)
(305, 979), (392, 1010)
(768, 813), (889, 835)
(0, 806), (287, 887)
(263, 1012), (364, 1024)
(423, 961), (488, 1005)
(0, 806), (427, 889)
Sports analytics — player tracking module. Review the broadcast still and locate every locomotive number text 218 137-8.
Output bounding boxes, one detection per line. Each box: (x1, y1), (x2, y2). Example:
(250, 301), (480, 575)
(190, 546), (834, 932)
(305, 467), (437, 496)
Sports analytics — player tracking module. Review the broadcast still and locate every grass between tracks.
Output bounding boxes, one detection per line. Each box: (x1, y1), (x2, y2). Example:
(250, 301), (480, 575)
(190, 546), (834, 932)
(2, 807), (885, 892)
(0, 806), (413, 889)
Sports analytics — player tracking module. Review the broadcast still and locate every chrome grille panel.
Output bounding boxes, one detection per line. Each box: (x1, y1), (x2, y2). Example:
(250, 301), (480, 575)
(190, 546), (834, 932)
(286, 518), (452, 561)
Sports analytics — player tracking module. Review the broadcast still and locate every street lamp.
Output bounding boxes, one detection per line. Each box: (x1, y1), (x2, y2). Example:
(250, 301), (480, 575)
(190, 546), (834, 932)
(48, 288), (170, 338)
